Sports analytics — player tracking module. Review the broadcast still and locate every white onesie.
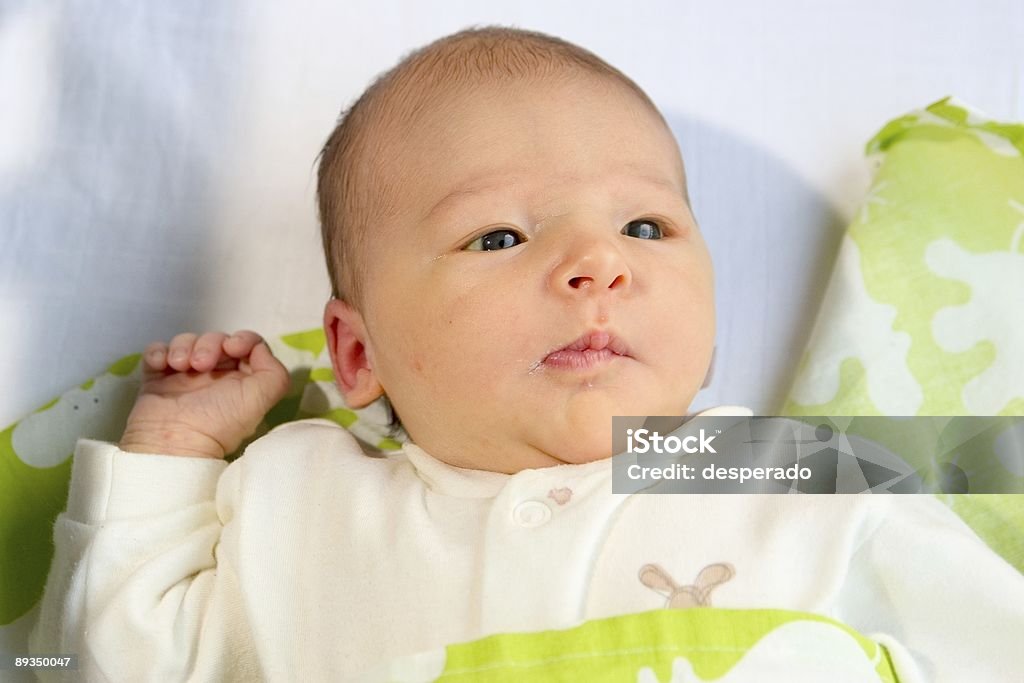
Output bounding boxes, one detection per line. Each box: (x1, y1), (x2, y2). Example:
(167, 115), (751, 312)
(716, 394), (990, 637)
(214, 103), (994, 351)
(29, 412), (1024, 681)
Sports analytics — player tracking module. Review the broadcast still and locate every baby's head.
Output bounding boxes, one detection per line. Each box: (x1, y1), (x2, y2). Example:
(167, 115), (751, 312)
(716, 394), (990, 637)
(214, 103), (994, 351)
(319, 26), (714, 473)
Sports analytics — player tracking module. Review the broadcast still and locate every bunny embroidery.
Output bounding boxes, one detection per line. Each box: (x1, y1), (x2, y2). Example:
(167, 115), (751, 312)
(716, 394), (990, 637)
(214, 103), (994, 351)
(638, 562), (735, 608)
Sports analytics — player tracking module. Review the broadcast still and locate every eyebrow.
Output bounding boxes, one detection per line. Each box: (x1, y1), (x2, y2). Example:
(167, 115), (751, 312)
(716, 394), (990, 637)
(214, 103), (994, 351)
(424, 182), (510, 221)
(424, 171), (685, 221)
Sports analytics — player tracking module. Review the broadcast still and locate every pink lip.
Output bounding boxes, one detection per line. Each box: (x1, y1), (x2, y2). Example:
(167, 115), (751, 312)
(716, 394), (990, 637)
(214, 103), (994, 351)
(542, 330), (631, 370)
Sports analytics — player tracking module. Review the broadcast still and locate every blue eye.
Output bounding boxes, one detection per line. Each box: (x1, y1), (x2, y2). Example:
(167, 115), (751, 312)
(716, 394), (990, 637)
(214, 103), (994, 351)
(622, 219), (662, 239)
(465, 228), (524, 251)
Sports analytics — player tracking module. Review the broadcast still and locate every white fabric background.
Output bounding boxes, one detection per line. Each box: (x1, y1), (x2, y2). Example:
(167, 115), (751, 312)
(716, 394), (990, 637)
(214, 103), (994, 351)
(2, 1), (1022, 429)
(1, 0), (1022, 671)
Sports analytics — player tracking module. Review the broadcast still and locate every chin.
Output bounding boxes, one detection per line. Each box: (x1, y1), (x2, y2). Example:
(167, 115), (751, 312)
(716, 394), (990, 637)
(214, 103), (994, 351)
(543, 402), (618, 464)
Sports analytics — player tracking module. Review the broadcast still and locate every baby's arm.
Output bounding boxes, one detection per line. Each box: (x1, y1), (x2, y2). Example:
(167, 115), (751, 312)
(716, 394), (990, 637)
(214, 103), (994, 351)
(835, 495), (1024, 682)
(29, 330), (290, 681)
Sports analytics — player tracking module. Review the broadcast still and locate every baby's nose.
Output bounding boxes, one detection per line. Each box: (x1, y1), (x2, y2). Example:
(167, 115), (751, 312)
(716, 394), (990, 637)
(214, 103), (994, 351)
(551, 240), (632, 295)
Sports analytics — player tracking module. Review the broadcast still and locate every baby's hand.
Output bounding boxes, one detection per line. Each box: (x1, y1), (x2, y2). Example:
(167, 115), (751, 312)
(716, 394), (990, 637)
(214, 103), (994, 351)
(119, 331), (291, 459)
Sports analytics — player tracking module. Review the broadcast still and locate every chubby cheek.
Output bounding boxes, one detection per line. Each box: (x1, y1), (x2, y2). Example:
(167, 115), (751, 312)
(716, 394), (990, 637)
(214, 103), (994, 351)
(382, 281), (531, 399)
(438, 287), (530, 376)
(653, 262), (715, 385)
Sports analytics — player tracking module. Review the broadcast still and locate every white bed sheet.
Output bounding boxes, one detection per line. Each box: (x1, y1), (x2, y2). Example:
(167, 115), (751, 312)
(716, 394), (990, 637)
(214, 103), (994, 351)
(1, 0), (1022, 426)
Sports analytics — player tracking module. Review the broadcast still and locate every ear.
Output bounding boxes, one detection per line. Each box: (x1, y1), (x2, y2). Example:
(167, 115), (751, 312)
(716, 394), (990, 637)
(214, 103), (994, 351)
(323, 298), (385, 409)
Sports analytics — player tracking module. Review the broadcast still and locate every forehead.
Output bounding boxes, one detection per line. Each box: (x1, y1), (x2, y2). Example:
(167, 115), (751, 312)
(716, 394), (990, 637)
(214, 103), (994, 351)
(373, 75), (687, 219)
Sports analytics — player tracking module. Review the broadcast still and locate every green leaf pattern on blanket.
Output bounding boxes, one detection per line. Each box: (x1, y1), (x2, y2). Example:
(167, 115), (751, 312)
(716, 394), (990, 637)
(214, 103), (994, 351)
(0, 426), (72, 625)
(0, 356), (141, 624)
(362, 609), (899, 682)
(780, 98), (1024, 577)
(785, 98), (1024, 418)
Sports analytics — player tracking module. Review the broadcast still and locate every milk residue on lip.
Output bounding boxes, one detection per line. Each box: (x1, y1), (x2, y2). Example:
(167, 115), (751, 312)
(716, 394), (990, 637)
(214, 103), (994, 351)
(543, 347), (618, 370)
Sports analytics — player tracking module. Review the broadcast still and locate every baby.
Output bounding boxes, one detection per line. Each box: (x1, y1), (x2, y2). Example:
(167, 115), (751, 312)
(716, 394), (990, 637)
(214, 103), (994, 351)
(31, 26), (1024, 681)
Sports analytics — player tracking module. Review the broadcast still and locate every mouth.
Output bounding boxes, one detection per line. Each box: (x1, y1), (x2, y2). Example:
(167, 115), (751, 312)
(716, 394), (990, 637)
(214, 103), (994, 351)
(541, 330), (631, 371)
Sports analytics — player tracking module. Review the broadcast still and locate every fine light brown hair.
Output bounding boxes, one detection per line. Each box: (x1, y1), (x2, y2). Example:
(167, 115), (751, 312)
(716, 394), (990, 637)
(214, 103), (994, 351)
(316, 25), (670, 310)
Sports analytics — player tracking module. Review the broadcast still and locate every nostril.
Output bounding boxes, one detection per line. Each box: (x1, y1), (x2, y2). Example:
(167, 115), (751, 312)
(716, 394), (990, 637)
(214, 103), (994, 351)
(608, 274), (628, 288)
(568, 276), (593, 289)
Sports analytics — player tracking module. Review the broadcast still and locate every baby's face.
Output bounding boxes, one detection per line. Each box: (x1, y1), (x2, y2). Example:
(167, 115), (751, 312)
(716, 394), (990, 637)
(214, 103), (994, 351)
(337, 74), (714, 472)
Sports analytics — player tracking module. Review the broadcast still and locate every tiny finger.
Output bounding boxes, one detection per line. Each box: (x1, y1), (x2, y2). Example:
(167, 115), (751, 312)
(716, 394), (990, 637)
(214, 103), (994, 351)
(167, 333), (198, 372)
(142, 342), (168, 372)
(224, 330), (263, 357)
(191, 331), (229, 371)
